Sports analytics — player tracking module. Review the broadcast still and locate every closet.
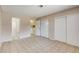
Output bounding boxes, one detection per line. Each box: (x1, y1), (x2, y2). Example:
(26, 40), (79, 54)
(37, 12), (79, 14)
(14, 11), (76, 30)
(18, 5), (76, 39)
(55, 16), (67, 42)
(67, 13), (79, 47)
(40, 19), (48, 38)
(55, 13), (79, 47)
(36, 19), (48, 38)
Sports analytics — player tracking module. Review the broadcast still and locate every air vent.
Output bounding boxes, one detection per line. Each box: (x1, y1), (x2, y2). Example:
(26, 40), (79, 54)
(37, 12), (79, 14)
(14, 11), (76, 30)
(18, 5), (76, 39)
(39, 5), (43, 8)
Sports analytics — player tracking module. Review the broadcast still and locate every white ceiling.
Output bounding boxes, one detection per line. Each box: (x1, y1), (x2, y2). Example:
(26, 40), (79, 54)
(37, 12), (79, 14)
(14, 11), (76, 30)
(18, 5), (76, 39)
(1, 5), (77, 17)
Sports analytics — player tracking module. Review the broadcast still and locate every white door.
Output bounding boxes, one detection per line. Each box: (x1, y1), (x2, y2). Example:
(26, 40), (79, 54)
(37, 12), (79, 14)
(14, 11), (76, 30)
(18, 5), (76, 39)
(67, 14), (79, 47)
(12, 17), (20, 40)
(55, 16), (67, 42)
(36, 20), (41, 36)
(40, 19), (48, 38)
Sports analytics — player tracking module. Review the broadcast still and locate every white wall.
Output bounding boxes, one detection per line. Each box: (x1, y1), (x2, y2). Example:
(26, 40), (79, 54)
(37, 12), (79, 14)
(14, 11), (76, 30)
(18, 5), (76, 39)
(36, 20), (40, 36)
(20, 18), (31, 39)
(1, 12), (12, 42)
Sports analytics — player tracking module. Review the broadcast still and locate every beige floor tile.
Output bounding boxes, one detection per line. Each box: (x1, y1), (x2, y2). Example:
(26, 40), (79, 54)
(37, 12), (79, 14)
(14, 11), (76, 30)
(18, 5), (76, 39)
(0, 36), (79, 53)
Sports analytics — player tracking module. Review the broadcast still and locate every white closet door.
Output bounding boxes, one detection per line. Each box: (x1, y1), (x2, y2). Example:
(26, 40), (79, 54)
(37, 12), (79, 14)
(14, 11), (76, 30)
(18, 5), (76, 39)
(12, 17), (20, 40)
(41, 19), (48, 38)
(55, 16), (67, 42)
(67, 14), (79, 47)
(36, 20), (40, 36)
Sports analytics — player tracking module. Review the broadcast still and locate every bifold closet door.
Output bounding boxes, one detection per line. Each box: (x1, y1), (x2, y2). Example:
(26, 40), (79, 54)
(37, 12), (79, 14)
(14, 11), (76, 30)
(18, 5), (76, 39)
(67, 14), (79, 47)
(40, 19), (48, 38)
(55, 16), (67, 42)
(12, 17), (20, 40)
(36, 20), (40, 36)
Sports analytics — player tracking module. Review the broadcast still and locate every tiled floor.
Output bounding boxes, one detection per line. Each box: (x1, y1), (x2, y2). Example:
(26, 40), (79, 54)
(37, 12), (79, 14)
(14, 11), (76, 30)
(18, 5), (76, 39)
(0, 36), (79, 53)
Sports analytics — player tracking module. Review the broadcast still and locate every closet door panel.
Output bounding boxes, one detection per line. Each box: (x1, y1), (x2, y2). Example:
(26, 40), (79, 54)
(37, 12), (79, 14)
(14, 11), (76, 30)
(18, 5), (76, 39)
(67, 14), (79, 47)
(36, 20), (40, 36)
(40, 19), (48, 38)
(55, 16), (67, 42)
